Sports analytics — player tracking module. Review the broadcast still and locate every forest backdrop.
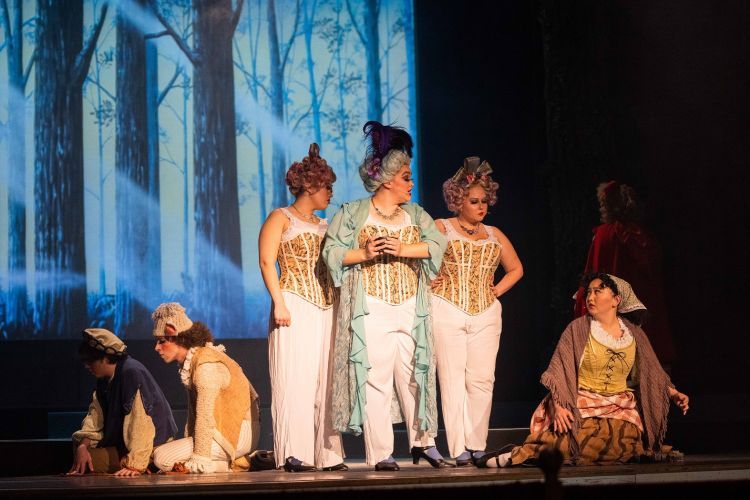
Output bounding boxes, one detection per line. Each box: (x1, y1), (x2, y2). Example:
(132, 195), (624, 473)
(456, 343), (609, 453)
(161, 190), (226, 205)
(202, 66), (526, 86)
(0, 0), (417, 339)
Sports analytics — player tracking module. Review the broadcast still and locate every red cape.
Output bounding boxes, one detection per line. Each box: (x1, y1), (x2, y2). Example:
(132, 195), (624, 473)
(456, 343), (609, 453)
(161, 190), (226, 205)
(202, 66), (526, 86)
(574, 222), (676, 364)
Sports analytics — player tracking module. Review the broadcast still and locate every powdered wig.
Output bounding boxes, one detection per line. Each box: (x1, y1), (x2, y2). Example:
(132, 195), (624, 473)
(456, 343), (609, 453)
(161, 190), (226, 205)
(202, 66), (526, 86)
(358, 121), (413, 193)
(442, 157), (500, 213)
(286, 143), (337, 197)
(597, 181), (643, 224)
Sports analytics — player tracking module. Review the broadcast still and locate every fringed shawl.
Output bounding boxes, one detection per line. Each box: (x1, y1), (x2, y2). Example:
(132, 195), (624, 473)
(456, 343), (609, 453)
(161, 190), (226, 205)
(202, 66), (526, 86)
(541, 316), (673, 458)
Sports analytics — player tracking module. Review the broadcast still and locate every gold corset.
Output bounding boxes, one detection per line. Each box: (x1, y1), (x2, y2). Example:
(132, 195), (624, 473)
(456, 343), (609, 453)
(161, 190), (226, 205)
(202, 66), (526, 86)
(278, 232), (334, 308)
(358, 224), (421, 304)
(432, 239), (502, 314)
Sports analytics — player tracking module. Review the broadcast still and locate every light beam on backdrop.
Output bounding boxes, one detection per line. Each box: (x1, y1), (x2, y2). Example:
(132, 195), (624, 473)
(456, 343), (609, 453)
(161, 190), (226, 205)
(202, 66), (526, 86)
(0, 0), (417, 339)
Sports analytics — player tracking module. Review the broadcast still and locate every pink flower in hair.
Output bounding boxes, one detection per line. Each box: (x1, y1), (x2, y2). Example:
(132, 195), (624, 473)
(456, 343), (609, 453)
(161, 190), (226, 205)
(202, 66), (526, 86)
(366, 157), (382, 180)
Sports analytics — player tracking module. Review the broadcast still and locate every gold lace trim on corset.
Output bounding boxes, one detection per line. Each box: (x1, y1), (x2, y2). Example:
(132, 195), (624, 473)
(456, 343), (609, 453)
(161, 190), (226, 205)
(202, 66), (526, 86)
(432, 239), (502, 314)
(358, 224), (420, 304)
(278, 232), (334, 308)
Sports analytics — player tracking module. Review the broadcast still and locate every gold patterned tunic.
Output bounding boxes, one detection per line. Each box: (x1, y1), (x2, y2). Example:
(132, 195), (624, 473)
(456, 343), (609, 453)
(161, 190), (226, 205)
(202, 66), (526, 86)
(277, 207), (334, 309)
(432, 219), (502, 315)
(357, 215), (421, 305)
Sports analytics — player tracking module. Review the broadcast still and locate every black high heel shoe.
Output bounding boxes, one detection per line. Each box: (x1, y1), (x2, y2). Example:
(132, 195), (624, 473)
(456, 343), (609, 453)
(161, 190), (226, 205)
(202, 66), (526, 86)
(374, 460), (400, 471)
(283, 457), (316, 472)
(410, 446), (456, 468)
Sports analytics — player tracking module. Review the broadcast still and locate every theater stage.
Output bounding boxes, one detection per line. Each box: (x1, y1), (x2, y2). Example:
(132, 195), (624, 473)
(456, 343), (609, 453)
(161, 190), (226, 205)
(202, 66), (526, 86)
(1, 454), (749, 499)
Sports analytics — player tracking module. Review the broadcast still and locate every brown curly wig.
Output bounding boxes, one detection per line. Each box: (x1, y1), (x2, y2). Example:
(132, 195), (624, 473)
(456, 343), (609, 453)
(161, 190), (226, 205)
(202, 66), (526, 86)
(171, 321), (214, 349)
(285, 143), (336, 197)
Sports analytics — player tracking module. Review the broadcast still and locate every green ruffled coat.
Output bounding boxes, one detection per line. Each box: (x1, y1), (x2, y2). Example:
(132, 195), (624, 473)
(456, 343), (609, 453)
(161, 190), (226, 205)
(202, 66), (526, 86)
(322, 198), (447, 436)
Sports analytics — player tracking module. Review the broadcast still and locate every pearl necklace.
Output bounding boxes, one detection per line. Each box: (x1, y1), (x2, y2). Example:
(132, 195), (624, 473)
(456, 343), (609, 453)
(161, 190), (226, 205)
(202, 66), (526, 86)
(291, 204), (320, 223)
(371, 197), (402, 221)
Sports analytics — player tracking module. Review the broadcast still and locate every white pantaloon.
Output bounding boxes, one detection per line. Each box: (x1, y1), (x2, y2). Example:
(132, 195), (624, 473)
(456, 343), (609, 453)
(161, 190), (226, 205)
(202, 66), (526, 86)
(269, 291), (344, 468)
(433, 296), (502, 458)
(362, 295), (434, 465)
(152, 417), (259, 472)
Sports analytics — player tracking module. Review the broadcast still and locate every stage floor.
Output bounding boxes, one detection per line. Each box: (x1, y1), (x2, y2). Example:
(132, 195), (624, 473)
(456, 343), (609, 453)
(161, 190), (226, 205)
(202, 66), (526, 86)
(2, 454), (749, 498)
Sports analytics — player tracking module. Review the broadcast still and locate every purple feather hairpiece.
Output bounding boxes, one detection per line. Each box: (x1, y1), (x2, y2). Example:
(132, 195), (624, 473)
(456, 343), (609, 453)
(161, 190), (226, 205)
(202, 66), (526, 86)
(363, 121), (413, 160)
(362, 121), (413, 180)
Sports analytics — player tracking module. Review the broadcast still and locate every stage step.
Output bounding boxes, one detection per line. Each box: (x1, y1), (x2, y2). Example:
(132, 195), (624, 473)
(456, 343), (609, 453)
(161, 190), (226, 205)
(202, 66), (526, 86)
(0, 427), (529, 477)
(340, 427), (529, 459)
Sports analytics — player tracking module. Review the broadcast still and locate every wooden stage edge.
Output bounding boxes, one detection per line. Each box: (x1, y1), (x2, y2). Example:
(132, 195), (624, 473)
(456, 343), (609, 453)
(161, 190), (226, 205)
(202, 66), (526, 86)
(1, 454), (749, 498)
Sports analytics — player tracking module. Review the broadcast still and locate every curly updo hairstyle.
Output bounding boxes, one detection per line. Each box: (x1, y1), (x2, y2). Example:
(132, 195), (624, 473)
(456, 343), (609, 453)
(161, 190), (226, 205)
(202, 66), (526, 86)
(442, 157), (500, 214)
(285, 143), (336, 197)
(358, 121), (413, 193)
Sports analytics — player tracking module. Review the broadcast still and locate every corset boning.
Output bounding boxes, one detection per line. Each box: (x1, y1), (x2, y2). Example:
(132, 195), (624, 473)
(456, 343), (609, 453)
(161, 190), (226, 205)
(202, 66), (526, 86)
(433, 239), (502, 314)
(278, 232), (334, 308)
(358, 224), (420, 305)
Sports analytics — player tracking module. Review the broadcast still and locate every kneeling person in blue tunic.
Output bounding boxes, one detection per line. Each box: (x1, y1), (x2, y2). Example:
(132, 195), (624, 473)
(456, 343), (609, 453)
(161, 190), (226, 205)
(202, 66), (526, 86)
(68, 328), (177, 476)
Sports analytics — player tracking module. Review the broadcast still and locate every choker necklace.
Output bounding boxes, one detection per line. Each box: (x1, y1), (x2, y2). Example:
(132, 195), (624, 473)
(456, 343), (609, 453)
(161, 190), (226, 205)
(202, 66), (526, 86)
(371, 198), (402, 221)
(456, 218), (480, 236)
(291, 204), (319, 223)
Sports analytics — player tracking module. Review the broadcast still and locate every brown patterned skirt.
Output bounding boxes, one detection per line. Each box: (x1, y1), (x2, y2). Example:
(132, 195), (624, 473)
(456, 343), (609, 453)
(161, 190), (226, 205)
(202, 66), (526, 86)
(510, 416), (645, 466)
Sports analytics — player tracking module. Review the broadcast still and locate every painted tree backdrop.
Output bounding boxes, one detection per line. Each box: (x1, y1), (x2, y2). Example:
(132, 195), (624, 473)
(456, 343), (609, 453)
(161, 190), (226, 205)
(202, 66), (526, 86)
(0, 0), (417, 339)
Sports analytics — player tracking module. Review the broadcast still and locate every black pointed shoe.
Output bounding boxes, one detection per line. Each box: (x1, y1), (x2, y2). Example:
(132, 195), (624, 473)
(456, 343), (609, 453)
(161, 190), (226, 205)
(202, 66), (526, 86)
(374, 460), (400, 471)
(410, 446), (456, 468)
(283, 457), (316, 472)
(321, 463), (349, 471)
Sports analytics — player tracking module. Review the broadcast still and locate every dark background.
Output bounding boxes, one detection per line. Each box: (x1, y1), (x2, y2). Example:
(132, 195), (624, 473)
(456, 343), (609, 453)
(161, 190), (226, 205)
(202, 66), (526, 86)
(2, 0), (748, 452)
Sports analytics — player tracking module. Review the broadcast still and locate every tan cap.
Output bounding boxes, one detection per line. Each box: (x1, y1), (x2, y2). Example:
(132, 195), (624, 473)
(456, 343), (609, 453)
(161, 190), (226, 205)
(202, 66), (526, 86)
(151, 302), (194, 337)
(82, 328), (126, 356)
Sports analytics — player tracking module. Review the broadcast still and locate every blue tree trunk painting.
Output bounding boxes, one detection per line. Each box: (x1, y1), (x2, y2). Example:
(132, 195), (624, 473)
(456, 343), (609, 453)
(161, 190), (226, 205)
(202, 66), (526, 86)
(267, 0), (298, 209)
(145, 39), (161, 306)
(1, 0), (33, 337)
(154, 0), (246, 336)
(114, 0), (161, 337)
(33, 0), (108, 336)
(347, 0), (381, 122)
(191, 0), (245, 337)
(1, 0), (418, 339)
